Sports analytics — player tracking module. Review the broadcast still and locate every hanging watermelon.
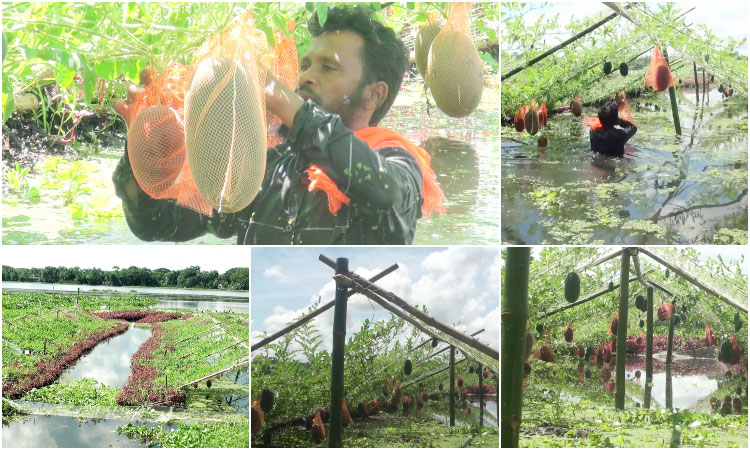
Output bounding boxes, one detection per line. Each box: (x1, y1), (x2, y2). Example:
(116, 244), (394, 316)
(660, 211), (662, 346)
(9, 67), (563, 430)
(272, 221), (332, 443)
(619, 62), (628, 76)
(635, 295), (647, 312)
(639, 319), (645, 328)
(261, 389), (275, 413)
(404, 359), (413, 375)
(734, 312), (742, 332)
(603, 61), (612, 75)
(565, 272), (581, 303)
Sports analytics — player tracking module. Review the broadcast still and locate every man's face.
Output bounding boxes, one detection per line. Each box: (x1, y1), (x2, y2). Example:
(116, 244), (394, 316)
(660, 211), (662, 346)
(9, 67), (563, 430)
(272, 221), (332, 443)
(297, 30), (368, 128)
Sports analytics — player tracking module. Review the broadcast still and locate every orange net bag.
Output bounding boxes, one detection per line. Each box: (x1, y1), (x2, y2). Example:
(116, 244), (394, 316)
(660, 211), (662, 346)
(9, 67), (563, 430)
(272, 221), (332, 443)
(426, 2), (484, 117)
(644, 46), (677, 92)
(126, 11), (299, 215)
(266, 22), (299, 147)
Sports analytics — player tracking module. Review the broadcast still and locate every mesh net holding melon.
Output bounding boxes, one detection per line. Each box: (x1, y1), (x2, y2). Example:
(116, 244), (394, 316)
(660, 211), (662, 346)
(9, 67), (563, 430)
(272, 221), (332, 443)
(426, 2), (484, 118)
(126, 11), (299, 215)
(644, 46), (677, 92)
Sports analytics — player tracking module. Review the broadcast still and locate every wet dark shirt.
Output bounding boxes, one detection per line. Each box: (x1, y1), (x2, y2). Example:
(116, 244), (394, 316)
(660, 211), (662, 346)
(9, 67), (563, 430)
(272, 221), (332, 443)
(589, 119), (637, 157)
(113, 101), (424, 245)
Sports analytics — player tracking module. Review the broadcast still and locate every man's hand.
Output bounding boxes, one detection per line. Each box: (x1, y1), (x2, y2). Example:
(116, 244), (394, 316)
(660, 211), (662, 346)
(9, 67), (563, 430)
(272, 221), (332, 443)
(264, 70), (305, 129)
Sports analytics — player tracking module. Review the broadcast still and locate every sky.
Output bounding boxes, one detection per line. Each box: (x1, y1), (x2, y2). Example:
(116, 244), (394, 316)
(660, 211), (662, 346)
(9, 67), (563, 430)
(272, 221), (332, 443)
(1, 245), (249, 272)
(502, 2), (748, 50)
(251, 247), (500, 358)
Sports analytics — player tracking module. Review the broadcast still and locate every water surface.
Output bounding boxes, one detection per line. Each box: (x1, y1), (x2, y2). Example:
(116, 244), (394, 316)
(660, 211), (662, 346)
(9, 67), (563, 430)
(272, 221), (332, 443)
(2, 415), (147, 448)
(59, 325), (151, 388)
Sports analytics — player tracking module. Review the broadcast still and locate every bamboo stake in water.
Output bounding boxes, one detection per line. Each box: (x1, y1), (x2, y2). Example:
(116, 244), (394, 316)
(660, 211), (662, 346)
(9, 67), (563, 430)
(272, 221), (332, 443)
(644, 286), (654, 409)
(666, 301), (676, 410)
(450, 346), (456, 427)
(616, 248), (631, 409)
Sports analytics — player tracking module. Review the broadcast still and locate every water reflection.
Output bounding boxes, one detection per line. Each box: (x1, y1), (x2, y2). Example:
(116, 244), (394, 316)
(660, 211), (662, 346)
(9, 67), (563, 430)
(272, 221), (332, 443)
(421, 137), (480, 216)
(2, 415), (147, 448)
(60, 325), (151, 388)
(624, 355), (725, 411)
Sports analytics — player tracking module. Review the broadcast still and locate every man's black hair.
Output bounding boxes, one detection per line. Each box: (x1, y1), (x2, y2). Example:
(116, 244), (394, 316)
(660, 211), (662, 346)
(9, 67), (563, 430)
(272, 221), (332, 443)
(309, 5), (408, 126)
(598, 100), (619, 129)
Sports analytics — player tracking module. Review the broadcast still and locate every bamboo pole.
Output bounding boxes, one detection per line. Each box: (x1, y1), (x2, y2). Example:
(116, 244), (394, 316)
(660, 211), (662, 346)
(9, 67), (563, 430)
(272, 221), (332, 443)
(416, 329), (485, 367)
(662, 47), (682, 135)
(616, 248), (630, 410)
(176, 358), (249, 389)
(574, 248), (624, 273)
(702, 68), (706, 99)
(328, 257), (349, 448)
(478, 363), (484, 430)
(665, 301), (676, 410)
(638, 248), (748, 313)
(345, 274), (499, 361)
(644, 286), (654, 409)
(538, 274), (646, 320)
(401, 357), (467, 390)
(501, 247), (530, 448)
(501, 11), (619, 80)
(693, 62), (699, 103)
(251, 263), (398, 351)
(450, 346), (456, 427)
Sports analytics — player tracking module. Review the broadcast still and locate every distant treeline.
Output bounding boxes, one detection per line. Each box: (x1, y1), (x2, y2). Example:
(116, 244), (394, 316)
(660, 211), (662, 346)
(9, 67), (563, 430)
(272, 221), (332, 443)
(1, 265), (249, 291)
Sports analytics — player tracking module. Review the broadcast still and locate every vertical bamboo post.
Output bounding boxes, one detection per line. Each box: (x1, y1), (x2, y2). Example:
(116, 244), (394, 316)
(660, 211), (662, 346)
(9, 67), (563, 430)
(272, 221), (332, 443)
(702, 68), (707, 97)
(478, 364), (484, 430)
(616, 248), (630, 410)
(328, 257), (349, 448)
(449, 346), (456, 427)
(693, 62), (699, 103)
(662, 48), (682, 135)
(644, 286), (654, 408)
(665, 301), (676, 410)
(501, 247), (530, 448)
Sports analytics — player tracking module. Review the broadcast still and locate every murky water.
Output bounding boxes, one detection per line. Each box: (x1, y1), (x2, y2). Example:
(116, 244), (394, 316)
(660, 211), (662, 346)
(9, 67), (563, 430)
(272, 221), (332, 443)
(502, 89), (748, 244)
(2, 282), (249, 314)
(427, 396), (499, 428)
(3, 81), (499, 245)
(2, 415), (148, 448)
(59, 324), (151, 388)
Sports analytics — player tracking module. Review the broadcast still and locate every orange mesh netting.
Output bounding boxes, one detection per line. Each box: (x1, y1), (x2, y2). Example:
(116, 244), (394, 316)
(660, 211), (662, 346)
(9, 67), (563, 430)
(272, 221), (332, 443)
(584, 92), (636, 130)
(126, 11), (299, 215)
(266, 22), (299, 147)
(644, 46), (677, 92)
(307, 127), (447, 218)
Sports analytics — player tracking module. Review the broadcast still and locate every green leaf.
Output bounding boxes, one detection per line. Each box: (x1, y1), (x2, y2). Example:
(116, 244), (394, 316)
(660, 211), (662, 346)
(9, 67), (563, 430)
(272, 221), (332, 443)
(316, 3), (328, 26)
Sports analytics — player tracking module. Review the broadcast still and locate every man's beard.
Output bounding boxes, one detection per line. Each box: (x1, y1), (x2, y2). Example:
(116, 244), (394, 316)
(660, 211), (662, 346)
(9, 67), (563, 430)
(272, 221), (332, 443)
(297, 81), (367, 129)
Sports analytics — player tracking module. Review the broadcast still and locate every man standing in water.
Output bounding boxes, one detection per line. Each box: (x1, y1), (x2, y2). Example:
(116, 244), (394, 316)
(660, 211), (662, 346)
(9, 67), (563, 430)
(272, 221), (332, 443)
(589, 100), (637, 158)
(112, 5), (444, 244)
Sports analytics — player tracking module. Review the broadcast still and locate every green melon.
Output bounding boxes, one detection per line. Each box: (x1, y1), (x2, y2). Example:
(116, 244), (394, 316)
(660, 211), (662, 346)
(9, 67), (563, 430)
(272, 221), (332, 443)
(619, 62), (628, 76)
(603, 61), (612, 75)
(426, 30), (484, 118)
(404, 359), (413, 375)
(415, 23), (442, 81)
(261, 389), (274, 412)
(564, 272), (580, 303)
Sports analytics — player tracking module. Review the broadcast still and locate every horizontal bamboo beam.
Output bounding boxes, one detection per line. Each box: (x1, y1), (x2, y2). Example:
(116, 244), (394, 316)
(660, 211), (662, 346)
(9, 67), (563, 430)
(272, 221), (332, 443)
(502, 11), (620, 80)
(251, 262), (399, 351)
(176, 358), (249, 389)
(342, 273), (499, 361)
(416, 329), (485, 367)
(575, 248), (624, 273)
(639, 248), (747, 313)
(400, 358), (468, 390)
(537, 272), (651, 320)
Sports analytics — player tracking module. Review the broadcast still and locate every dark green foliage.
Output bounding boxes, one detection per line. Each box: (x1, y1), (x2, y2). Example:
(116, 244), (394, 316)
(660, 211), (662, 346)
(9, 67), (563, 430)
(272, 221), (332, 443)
(564, 272), (580, 303)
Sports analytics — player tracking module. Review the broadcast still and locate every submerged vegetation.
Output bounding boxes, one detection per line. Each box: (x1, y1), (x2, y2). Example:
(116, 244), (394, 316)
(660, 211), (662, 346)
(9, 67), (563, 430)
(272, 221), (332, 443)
(501, 3), (748, 244)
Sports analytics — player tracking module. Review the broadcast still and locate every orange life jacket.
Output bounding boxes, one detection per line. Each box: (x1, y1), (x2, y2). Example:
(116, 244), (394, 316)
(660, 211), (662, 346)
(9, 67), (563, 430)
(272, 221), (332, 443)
(307, 127), (446, 218)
